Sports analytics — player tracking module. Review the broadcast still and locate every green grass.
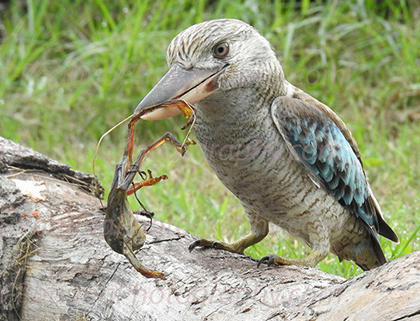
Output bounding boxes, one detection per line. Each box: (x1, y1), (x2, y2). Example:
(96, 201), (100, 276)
(1, 0), (419, 278)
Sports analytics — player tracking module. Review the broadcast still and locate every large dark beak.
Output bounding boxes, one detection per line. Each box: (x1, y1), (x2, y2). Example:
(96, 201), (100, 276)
(134, 64), (225, 120)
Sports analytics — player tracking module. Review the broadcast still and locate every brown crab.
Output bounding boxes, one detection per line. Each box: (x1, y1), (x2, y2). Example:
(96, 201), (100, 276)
(103, 100), (195, 279)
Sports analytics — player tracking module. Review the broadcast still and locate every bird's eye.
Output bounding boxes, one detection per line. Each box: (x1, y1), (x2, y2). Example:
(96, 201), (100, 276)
(213, 42), (229, 58)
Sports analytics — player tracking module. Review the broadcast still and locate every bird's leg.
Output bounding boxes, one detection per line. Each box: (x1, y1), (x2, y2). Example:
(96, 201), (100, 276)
(257, 248), (328, 268)
(189, 215), (269, 254)
(258, 224), (330, 268)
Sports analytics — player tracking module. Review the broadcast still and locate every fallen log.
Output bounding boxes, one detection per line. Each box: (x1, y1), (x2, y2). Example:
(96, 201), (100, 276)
(0, 136), (418, 321)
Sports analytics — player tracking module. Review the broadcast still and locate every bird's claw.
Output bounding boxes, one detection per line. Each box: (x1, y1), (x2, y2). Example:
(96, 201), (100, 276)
(188, 239), (224, 252)
(257, 255), (284, 268)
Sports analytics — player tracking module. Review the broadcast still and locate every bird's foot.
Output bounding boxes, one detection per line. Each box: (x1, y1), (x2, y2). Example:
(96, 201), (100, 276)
(257, 255), (296, 267)
(257, 250), (326, 268)
(188, 239), (244, 254)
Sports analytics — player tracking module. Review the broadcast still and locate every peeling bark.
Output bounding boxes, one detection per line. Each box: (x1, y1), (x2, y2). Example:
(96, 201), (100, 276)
(0, 136), (419, 321)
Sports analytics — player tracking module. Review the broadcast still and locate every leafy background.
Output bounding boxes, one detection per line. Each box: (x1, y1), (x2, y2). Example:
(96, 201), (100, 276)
(1, 0), (419, 277)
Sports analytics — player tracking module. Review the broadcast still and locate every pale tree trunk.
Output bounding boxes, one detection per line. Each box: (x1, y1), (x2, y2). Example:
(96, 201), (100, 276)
(0, 136), (419, 321)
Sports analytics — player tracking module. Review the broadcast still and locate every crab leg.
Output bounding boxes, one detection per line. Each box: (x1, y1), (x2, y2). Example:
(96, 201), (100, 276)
(120, 132), (195, 194)
(123, 100), (196, 173)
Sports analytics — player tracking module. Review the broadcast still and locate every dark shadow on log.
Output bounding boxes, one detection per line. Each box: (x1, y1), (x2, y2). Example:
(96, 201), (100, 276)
(0, 137), (419, 321)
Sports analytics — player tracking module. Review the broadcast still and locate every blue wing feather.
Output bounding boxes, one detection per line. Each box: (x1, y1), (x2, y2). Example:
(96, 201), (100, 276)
(275, 98), (378, 229)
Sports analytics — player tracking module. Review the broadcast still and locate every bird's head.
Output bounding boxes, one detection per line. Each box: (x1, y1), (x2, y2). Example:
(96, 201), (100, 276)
(135, 19), (285, 120)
